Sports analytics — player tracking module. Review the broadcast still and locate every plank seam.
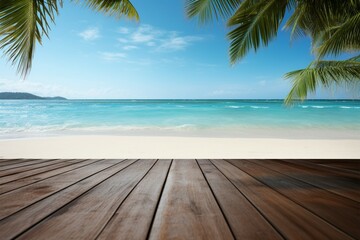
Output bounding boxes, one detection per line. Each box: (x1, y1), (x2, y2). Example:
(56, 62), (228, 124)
(145, 159), (173, 240)
(0, 159), (98, 196)
(254, 160), (360, 203)
(0, 159), (76, 178)
(0, 159), (121, 221)
(284, 159), (360, 174)
(0, 159), (64, 172)
(278, 159), (360, 179)
(0, 159), (41, 167)
(95, 159), (160, 240)
(237, 159), (355, 239)
(317, 163), (360, 175)
(196, 159), (236, 240)
(8, 159), (137, 239)
(211, 159), (286, 240)
(0, 159), (89, 186)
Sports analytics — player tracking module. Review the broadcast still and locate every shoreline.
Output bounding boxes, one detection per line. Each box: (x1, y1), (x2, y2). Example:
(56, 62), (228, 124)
(1, 135), (360, 159)
(1, 126), (360, 140)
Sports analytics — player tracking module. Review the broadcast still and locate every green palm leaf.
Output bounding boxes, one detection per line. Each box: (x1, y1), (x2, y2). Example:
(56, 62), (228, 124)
(0, 0), (60, 77)
(317, 12), (360, 58)
(78, 0), (139, 20)
(185, 0), (240, 23)
(227, 0), (289, 64)
(0, 0), (138, 77)
(285, 56), (360, 104)
(284, 0), (357, 42)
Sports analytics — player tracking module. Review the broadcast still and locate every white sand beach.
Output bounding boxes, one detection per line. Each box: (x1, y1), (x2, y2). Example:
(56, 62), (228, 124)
(1, 135), (359, 159)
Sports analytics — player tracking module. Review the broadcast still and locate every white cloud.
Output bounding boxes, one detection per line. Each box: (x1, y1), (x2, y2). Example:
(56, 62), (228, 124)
(99, 24), (204, 65)
(130, 24), (161, 43)
(99, 52), (127, 61)
(79, 27), (100, 41)
(123, 45), (138, 51)
(118, 27), (129, 34)
(115, 24), (202, 51)
(117, 38), (129, 43)
(157, 35), (202, 51)
(131, 32), (155, 43)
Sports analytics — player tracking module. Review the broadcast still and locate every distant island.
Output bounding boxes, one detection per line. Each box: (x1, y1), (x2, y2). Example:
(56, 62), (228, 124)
(0, 92), (66, 100)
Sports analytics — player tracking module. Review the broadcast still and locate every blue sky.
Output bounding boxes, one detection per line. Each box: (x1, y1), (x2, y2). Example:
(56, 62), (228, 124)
(0, 0), (354, 99)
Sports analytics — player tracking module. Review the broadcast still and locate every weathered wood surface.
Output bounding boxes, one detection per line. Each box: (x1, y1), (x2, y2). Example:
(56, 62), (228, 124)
(0, 159), (358, 240)
(149, 160), (234, 240)
(254, 159), (360, 202)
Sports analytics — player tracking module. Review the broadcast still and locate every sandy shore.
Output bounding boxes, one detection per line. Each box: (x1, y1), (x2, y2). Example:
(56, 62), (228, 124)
(0, 135), (359, 159)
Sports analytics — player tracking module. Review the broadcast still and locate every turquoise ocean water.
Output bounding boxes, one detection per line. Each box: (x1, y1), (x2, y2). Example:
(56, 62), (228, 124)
(1, 99), (360, 138)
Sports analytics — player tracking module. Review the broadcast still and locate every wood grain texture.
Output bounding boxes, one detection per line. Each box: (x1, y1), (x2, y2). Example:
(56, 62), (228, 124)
(255, 159), (360, 202)
(0, 159), (71, 178)
(149, 159), (234, 240)
(0, 159), (95, 195)
(230, 159), (360, 239)
(291, 159), (360, 173)
(212, 159), (352, 240)
(318, 162), (360, 172)
(0, 159), (88, 185)
(0, 159), (358, 240)
(97, 159), (172, 240)
(0, 159), (135, 240)
(281, 159), (360, 179)
(0, 159), (39, 167)
(17, 159), (156, 240)
(0, 159), (57, 172)
(0, 159), (117, 220)
(197, 159), (282, 240)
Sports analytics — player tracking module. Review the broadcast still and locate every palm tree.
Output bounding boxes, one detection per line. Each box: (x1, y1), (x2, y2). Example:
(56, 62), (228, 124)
(0, 0), (138, 77)
(186, 0), (360, 103)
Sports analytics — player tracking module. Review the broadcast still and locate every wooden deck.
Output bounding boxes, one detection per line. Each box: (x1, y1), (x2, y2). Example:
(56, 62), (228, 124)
(0, 159), (359, 240)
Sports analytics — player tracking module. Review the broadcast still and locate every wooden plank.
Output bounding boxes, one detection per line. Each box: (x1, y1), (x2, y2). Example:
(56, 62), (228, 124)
(254, 159), (360, 202)
(197, 159), (282, 239)
(0, 159), (87, 185)
(0, 159), (136, 240)
(0, 158), (23, 161)
(0, 159), (39, 167)
(0, 159), (21, 162)
(16, 159), (156, 240)
(289, 159), (360, 165)
(279, 159), (360, 180)
(0, 159), (120, 220)
(0, 159), (73, 178)
(212, 159), (352, 240)
(0, 159), (96, 195)
(0, 159), (58, 171)
(229, 159), (360, 239)
(148, 159), (234, 240)
(97, 159), (172, 240)
(304, 159), (360, 173)
(318, 162), (360, 172)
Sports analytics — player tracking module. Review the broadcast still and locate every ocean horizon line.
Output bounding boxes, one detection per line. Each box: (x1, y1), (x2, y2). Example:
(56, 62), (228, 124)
(7, 98), (358, 101)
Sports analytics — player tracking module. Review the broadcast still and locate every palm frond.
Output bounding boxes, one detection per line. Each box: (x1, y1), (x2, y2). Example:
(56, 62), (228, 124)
(77, 0), (139, 21)
(316, 12), (360, 58)
(0, 0), (60, 77)
(227, 0), (289, 64)
(284, 57), (360, 104)
(185, 0), (240, 23)
(283, 0), (354, 42)
(283, 2), (307, 41)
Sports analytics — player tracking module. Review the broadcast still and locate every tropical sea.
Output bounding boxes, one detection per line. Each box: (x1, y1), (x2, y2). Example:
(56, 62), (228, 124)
(1, 99), (360, 139)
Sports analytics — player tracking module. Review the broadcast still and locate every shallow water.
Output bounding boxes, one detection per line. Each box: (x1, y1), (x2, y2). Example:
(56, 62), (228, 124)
(1, 99), (359, 138)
